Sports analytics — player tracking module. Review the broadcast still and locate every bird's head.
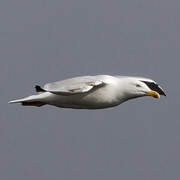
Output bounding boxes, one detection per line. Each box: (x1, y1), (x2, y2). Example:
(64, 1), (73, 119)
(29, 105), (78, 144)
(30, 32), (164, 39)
(120, 77), (166, 99)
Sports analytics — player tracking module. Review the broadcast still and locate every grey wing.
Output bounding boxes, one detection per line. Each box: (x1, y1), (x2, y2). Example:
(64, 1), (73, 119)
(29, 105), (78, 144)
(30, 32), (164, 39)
(43, 76), (105, 95)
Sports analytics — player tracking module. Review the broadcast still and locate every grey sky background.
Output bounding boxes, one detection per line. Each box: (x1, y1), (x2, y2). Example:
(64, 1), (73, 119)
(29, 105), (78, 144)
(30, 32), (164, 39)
(1, 0), (179, 179)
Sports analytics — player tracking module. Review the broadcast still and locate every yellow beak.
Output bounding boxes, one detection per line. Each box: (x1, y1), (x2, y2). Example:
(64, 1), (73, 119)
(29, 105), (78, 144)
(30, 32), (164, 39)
(146, 90), (160, 99)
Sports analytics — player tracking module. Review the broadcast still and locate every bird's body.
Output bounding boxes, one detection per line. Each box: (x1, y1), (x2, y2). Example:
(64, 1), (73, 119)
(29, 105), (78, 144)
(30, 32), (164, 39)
(39, 75), (125, 109)
(9, 75), (166, 109)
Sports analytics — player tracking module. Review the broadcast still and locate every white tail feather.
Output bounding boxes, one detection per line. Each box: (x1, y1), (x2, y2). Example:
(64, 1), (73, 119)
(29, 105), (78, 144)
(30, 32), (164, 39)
(8, 94), (47, 107)
(8, 95), (41, 104)
(8, 99), (25, 104)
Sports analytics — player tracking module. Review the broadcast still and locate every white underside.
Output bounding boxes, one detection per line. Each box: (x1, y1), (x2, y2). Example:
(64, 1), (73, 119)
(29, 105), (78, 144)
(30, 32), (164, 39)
(41, 83), (126, 109)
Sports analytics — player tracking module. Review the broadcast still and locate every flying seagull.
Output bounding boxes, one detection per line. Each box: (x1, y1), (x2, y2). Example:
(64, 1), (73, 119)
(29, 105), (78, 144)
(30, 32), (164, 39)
(8, 75), (166, 109)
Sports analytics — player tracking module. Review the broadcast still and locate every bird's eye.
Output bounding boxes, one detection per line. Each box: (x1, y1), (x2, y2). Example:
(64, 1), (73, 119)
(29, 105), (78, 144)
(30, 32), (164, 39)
(136, 84), (141, 87)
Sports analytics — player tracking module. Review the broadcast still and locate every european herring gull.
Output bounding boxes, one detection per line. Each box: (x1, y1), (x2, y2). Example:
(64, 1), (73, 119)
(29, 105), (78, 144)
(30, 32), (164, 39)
(9, 75), (166, 109)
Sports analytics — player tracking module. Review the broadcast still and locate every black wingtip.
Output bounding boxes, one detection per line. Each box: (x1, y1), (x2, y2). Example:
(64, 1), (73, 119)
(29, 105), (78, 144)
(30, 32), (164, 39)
(161, 91), (166, 97)
(35, 85), (46, 92)
(141, 81), (166, 97)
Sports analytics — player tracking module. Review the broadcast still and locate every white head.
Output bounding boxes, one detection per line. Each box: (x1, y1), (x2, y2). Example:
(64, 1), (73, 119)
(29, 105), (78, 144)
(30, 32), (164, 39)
(118, 76), (166, 100)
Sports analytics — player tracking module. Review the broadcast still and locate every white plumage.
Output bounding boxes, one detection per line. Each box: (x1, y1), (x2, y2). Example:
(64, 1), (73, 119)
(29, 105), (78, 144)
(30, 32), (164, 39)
(9, 75), (166, 109)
